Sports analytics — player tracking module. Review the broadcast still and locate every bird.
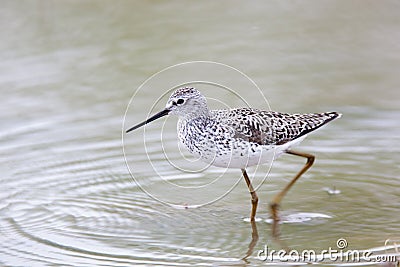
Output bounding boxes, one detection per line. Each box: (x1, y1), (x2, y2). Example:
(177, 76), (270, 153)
(126, 87), (341, 223)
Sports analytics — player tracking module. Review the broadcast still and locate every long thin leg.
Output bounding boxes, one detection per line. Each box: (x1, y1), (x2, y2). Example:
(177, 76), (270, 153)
(270, 150), (315, 222)
(242, 168), (259, 221)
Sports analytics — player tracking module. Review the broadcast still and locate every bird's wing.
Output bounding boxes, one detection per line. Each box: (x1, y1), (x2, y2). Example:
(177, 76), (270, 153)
(214, 108), (340, 145)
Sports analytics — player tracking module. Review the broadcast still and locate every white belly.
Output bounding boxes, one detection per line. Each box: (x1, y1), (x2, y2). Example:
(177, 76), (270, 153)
(187, 136), (307, 169)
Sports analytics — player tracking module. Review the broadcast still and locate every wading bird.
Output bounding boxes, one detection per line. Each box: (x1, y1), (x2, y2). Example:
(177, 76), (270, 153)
(126, 87), (341, 223)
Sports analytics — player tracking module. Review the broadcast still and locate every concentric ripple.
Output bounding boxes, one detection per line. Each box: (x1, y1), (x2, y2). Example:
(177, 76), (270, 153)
(0, 113), (254, 266)
(1, 106), (399, 266)
(1, 2), (400, 265)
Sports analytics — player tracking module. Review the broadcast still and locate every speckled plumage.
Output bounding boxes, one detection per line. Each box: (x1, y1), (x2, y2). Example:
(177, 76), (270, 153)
(126, 86), (341, 222)
(165, 87), (341, 168)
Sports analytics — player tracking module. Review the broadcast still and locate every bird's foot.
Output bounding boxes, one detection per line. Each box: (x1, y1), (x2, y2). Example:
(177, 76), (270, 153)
(269, 202), (280, 222)
(269, 203), (281, 239)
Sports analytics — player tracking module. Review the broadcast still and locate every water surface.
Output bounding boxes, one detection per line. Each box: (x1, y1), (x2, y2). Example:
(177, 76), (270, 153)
(1, 1), (399, 266)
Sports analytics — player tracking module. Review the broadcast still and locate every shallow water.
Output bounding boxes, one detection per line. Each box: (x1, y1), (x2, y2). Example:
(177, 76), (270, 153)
(1, 1), (400, 266)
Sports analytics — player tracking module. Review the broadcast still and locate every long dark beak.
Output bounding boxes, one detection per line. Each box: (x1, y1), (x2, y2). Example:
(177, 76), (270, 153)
(126, 109), (170, 133)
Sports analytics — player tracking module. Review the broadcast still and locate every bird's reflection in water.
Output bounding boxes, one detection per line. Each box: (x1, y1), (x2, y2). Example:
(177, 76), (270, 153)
(242, 220), (259, 263)
(242, 220), (290, 264)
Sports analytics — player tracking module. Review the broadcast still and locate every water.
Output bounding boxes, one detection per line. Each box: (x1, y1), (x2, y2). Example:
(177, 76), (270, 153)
(1, 1), (399, 266)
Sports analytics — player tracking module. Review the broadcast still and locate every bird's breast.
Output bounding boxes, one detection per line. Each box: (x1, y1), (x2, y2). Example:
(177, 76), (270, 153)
(176, 118), (282, 168)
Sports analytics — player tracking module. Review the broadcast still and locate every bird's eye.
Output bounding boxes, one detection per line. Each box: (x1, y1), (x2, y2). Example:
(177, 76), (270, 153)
(176, 99), (185, 105)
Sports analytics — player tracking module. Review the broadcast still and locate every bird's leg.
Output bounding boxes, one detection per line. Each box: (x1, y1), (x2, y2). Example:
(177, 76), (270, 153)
(270, 150), (315, 222)
(242, 168), (259, 221)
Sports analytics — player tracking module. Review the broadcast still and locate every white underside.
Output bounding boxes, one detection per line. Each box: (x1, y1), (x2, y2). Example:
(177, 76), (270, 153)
(204, 135), (307, 169)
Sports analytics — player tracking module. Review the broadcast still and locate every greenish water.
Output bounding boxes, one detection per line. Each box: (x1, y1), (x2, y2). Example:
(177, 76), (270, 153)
(1, 1), (399, 266)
